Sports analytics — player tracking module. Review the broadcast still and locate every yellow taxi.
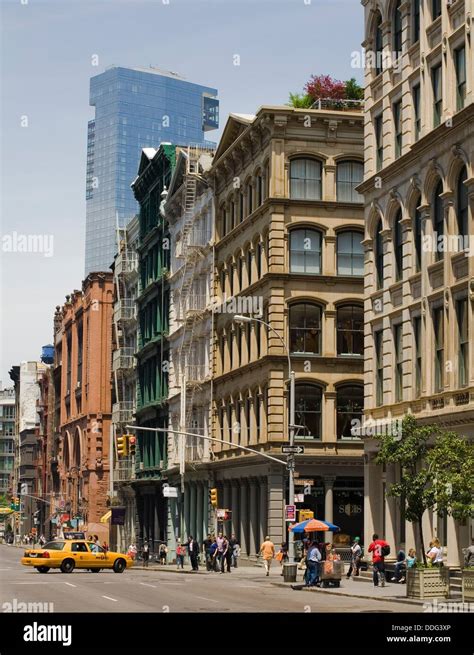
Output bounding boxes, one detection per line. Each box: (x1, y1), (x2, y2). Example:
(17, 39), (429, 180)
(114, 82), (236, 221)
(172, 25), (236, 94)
(21, 540), (133, 574)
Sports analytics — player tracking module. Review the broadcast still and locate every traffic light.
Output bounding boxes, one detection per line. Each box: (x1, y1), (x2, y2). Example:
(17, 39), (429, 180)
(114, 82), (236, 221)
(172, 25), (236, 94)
(209, 487), (218, 508)
(128, 435), (136, 457)
(117, 434), (128, 458)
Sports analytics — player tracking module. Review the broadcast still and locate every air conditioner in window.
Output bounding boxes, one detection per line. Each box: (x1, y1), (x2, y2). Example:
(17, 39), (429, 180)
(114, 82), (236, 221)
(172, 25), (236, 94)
(76, 381), (81, 389)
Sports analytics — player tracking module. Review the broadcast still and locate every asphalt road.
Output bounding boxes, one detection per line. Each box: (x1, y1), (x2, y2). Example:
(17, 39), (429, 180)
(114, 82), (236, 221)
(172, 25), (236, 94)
(0, 545), (421, 613)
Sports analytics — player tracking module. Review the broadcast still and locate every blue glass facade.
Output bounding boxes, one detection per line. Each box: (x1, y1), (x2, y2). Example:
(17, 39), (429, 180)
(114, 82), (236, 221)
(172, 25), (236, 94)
(84, 66), (218, 275)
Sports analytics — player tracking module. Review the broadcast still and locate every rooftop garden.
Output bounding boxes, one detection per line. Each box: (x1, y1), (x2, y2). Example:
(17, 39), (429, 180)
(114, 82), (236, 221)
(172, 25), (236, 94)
(288, 74), (364, 110)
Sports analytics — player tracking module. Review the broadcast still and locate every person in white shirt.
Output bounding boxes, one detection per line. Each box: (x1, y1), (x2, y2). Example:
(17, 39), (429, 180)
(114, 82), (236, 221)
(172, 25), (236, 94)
(426, 538), (443, 566)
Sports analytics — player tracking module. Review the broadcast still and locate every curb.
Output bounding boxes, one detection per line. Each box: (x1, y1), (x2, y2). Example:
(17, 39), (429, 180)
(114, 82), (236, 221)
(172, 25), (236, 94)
(270, 580), (427, 606)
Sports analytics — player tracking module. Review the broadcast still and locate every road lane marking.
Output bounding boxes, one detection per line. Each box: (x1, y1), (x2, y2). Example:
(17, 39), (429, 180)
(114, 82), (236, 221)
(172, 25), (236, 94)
(102, 595), (118, 602)
(64, 582), (77, 587)
(140, 582), (157, 588)
(194, 595), (219, 603)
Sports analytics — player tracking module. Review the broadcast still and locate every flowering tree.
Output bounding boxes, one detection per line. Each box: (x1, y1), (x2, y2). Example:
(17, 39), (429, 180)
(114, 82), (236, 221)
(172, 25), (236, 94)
(305, 74), (346, 101)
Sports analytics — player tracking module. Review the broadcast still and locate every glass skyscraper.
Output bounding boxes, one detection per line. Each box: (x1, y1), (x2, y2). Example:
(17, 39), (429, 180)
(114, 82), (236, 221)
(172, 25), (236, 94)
(84, 66), (219, 274)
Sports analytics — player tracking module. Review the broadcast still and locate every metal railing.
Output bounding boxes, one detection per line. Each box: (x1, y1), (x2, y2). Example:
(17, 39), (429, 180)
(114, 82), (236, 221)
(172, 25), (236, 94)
(311, 98), (364, 111)
(112, 401), (135, 425)
(112, 347), (135, 372)
(115, 250), (138, 277)
(114, 457), (135, 482)
(114, 299), (136, 323)
(176, 294), (208, 320)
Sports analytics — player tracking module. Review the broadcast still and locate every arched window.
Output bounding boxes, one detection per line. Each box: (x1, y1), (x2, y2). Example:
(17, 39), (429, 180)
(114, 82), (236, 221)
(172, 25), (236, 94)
(295, 384), (322, 440)
(337, 231), (364, 276)
(412, 0), (420, 43)
(289, 303), (322, 354)
(337, 385), (363, 439)
(433, 180), (444, 261)
(247, 184), (253, 215)
(457, 166), (468, 237)
(337, 304), (364, 355)
(374, 12), (383, 76)
(394, 208), (403, 281)
(239, 189), (244, 223)
(256, 172), (263, 206)
(290, 158), (322, 200)
(375, 219), (384, 289)
(336, 161), (363, 202)
(413, 201), (422, 272)
(393, 0), (403, 54)
(247, 248), (253, 286)
(289, 228), (322, 274)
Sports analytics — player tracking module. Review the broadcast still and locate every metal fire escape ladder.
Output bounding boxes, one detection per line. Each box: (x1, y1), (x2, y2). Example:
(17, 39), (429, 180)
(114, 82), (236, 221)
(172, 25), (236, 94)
(176, 146), (207, 463)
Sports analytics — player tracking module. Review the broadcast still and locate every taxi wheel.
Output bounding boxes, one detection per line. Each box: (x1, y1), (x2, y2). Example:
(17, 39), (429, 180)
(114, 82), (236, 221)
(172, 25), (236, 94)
(60, 559), (75, 574)
(113, 558), (126, 573)
(36, 566), (50, 573)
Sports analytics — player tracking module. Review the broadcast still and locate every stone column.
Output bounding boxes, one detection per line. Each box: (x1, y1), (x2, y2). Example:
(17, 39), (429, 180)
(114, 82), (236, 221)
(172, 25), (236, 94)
(384, 464), (398, 551)
(364, 452), (382, 549)
(223, 482), (231, 512)
(231, 481), (240, 538)
(323, 391), (337, 442)
(184, 484), (190, 540)
(249, 479), (259, 556)
(239, 480), (248, 556)
(190, 482), (197, 539)
(258, 477), (268, 546)
(324, 309), (337, 358)
(267, 467), (284, 547)
(196, 483), (203, 544)
(323, 234), (337, 276)
(324, 476), (336, 543)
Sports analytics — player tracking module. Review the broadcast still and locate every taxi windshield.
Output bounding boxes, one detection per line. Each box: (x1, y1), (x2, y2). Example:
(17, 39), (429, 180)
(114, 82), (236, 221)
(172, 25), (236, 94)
(43, 541), (66, 550)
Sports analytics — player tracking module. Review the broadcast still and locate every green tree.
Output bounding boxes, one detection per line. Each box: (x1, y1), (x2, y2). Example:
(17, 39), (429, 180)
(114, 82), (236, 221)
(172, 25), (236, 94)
(375, 414), (437, 565)
(344, 77), (364, 100)
(427, 431), (474, 526)
(376, 415), (474, 566)
(287, 92), (313, 108)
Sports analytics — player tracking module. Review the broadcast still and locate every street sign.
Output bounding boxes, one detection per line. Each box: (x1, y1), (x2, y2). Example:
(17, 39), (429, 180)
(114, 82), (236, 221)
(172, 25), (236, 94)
(286, 458), (295, 471)
(295, 479), (314, 486)
(163, 486), (178, 498)
(216, 509), (232, 521)
(281, 445), (305, 455)
(111, 507), (126, 526)
(294, 494), (305, 503)
(285, 505), (296, 522)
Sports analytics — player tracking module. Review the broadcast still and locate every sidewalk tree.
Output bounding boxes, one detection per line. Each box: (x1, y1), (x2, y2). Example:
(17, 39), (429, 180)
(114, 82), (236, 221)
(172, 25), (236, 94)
(375, 414), (437, 566)
(427, 430), (474, 527)
(376, 414), (474, 566)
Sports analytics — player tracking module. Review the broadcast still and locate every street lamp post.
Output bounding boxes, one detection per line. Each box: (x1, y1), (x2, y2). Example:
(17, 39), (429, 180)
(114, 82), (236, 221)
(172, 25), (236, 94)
(233, 314), (296, 563)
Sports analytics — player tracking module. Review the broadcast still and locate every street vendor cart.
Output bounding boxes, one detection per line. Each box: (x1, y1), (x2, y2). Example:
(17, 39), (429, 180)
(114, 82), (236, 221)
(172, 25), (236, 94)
(320, 558), (343, 587)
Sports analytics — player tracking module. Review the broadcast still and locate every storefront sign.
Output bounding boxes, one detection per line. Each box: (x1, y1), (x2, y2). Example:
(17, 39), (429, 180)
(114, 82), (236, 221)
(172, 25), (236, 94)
(111, 507), (126, 526)
(295, 479), (314, 486)
(294, 494), (305, 503)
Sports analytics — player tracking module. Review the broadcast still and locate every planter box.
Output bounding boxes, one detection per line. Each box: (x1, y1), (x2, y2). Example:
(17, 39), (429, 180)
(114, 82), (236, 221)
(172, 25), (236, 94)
(406, 567), (449, 599)
(462, 569), (474, 603)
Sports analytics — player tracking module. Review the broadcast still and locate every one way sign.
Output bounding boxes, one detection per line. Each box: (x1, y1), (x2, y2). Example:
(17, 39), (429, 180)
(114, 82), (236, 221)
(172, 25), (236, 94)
(281, 445), (305, 455)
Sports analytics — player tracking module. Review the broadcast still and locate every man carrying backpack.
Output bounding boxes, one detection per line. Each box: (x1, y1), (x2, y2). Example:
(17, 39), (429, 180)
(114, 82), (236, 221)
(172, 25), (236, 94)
(368, 533), (390, 587)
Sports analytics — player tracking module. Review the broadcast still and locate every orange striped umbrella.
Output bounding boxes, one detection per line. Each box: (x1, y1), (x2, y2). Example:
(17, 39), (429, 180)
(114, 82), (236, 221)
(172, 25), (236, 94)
(296, 518), (330, 532)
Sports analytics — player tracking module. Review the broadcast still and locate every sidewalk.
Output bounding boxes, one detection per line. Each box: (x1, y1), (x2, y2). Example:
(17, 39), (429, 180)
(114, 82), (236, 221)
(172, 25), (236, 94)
(272, 574), (428, 607)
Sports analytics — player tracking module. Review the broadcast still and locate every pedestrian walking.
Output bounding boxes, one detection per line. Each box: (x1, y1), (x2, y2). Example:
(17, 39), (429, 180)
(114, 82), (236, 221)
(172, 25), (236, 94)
(176, 540), (185, 569)
(127, 543), (137, 560)
(203, 534), (213, 571)
(346, 536), (362, 579)
(216, 531), (225, 572)
(39, 534), (46, 547)
(368, 533), (390, 587)
(426, 538), (443, 566)
(228, 533), (240, 568)
(259, 536), (275, 576)
(305, 541), (322, 587)
(102, 540), (109, 553)
(464, 537), (474, 568)
(142, 540), (150, 567)
(224, 536), (233, 573)
(158, 543), (168, 565)
(187, 535), (200, 571)
(276, 542), (288, 575)
(209, 537), (218, 571)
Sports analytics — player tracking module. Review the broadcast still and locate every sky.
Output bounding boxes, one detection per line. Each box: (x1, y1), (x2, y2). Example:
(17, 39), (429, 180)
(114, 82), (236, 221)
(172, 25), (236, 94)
(0, 0), (363, 386)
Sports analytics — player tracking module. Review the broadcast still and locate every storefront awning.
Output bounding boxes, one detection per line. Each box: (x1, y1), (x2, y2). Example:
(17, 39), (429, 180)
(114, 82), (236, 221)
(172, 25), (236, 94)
(100, 510), (112, 524)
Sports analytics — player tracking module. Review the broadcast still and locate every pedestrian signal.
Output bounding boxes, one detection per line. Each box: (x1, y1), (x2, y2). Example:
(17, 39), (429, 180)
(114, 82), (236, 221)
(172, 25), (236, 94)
(209, 488), (218, 508)
(117, 434), (128, 457)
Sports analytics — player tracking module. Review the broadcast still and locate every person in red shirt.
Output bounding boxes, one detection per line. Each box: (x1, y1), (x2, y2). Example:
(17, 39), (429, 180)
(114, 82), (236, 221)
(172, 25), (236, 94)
(368, 533), (389, 587)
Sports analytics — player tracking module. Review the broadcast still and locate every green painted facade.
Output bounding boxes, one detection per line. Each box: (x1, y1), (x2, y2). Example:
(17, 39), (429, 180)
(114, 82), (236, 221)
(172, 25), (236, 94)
(132, 144), (177, 481)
